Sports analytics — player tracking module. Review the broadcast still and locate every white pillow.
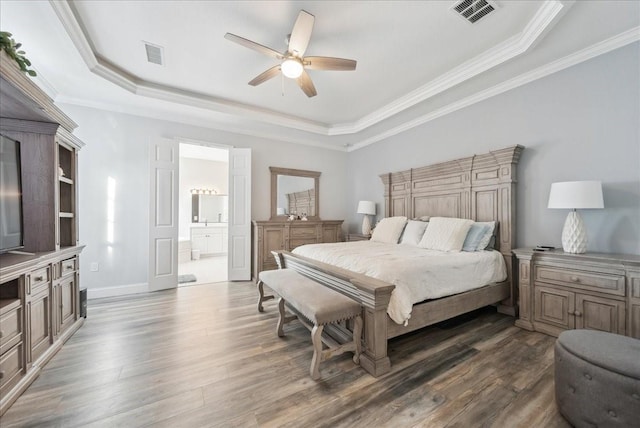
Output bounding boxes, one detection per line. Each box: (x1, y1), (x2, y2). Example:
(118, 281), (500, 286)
(399, 220), (429, 246)
(370, 216), (408, 244)
(418, 217), (474, 252)
(476, 221), (496, 250)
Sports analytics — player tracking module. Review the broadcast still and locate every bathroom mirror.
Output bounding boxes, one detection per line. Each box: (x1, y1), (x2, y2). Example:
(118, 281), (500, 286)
(192, 194), (228, 223)
(270, 167), (320, 220)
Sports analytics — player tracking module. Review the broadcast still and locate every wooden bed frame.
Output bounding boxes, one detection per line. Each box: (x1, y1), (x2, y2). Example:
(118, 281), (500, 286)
(276, 145), (524, 377)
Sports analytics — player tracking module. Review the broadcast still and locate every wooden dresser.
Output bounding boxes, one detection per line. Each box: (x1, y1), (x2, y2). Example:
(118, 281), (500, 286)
(513, 249), (640, 339)
(252, 220), (343, 280)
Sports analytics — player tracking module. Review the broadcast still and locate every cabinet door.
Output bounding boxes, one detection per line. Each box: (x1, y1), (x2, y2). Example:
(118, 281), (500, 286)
(191, 234), (208, 253)
(534, 286), (575, 330)
(28, 291), (51, 363)
(575, 294), (626, 335)
(263, 227), (284, 264)
(57, 276), (77, 334)
(322, 224), (339, 243)
(208, 232), (223, 254)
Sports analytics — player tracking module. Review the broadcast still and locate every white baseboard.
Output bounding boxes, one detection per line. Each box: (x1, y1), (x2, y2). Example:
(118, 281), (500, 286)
(87, 282), (149, 299)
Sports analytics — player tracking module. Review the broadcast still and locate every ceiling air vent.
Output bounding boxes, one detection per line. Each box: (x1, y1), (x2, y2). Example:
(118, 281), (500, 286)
(452, 0), (497, 24)
(144, 42), (164, 65)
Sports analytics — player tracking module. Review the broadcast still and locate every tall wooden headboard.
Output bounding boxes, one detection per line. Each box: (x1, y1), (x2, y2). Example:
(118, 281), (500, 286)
(379, 145), (524, 311)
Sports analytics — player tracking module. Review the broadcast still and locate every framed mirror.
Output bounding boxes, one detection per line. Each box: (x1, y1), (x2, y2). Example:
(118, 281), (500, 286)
(192, 194), (228, 223)
(270, 167), (320, 220)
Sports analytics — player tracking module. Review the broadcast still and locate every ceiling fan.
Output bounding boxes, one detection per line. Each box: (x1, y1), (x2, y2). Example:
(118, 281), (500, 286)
(224, 10), (357, 98)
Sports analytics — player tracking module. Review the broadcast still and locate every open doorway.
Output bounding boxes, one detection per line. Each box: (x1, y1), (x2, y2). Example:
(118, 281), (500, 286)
(177, 143), (229, 286)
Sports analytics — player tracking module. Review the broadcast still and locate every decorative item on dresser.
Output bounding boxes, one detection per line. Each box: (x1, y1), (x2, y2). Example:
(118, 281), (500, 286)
(547, 181), (604, 254)
(252, 166), (343, 280)
(513, 248), (640, 339)
(0, 49), (85, 415)
(356, 200), (376, 236)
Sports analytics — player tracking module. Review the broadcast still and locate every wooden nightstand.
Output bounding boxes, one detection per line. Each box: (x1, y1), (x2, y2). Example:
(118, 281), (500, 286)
(513, 248), (640, 339)
(346, 233), (370, 242)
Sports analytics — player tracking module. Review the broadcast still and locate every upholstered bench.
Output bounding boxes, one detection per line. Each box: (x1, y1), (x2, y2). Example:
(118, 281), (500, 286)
(257, 269), (362, 380)
(555, 330), (640, 428)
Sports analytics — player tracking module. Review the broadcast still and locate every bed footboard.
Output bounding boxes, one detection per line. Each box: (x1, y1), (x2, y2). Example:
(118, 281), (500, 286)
(277, 251), (395, 377)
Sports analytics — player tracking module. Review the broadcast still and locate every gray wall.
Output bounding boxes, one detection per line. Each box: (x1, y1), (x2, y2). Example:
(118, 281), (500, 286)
(346, 43), (640, 255)
(63, 104), (347, 293)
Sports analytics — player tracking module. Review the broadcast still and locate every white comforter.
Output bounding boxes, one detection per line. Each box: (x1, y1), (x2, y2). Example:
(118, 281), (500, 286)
(292, 241), (507, 325)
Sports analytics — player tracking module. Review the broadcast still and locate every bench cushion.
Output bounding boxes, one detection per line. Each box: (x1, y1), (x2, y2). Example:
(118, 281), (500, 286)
(259, 269), (361, 325)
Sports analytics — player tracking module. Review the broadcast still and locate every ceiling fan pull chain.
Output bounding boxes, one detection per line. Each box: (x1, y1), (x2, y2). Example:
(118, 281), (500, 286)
(281, 72), (285, 97)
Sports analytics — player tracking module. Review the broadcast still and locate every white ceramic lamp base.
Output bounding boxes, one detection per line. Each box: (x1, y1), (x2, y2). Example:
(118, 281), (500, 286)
(561, 210), (587, 253)
(361, 215), (372, 236)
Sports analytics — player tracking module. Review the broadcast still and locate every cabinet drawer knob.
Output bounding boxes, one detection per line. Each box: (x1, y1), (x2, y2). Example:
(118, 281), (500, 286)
(574, 311), (582, 317)
(34, 276), (44, 281)
(570, 276), (580, 282)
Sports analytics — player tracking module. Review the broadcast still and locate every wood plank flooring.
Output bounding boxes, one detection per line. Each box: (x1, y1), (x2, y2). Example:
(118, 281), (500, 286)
(0, 281), (571, 427)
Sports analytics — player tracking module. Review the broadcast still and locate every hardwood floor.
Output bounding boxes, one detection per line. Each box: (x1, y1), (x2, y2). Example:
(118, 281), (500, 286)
(0, 281), (570, 427)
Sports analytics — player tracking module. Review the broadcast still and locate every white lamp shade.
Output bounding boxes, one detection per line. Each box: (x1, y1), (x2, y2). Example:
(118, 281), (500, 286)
(548, 181), (604, 209)
(357, 200), (376, 215)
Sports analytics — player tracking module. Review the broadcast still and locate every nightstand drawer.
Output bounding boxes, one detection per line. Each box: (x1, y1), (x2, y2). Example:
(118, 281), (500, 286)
(535, 266), (625, 296)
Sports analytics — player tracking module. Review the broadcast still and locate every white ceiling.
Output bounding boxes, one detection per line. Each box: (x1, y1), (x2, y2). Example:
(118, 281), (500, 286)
(1, 1), (638, 151)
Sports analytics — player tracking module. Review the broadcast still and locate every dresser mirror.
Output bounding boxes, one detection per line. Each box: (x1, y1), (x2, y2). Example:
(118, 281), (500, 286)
(192, 194), (228, 223)
(270, 167), (320, 220)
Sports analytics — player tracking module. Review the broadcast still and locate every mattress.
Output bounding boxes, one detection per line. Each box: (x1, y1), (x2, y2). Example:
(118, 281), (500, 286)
(292, 241), (507, 325)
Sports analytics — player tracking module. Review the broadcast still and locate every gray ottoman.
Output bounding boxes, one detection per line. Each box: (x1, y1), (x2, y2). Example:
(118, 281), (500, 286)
(555, 330), (640, 427)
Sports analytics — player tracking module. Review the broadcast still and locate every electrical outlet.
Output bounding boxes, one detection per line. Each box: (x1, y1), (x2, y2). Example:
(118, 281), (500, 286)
(90, 262), (99, 272)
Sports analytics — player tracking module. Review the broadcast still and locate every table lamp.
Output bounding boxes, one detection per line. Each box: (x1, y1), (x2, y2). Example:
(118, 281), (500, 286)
(357, 201), (376, 236)
(547, 181), (604, 253)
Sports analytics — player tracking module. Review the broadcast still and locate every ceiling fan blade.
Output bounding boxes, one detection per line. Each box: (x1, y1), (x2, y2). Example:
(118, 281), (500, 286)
(297, 70), (317, 98)
(224, 33), (283, 60)
(248, 65), (281, 86)
(288, 10), (314, 57)
(304, 57), (357, 71)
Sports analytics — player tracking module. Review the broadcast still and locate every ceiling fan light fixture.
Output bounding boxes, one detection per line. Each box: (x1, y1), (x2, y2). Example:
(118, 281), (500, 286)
(281, 58), (303, 79)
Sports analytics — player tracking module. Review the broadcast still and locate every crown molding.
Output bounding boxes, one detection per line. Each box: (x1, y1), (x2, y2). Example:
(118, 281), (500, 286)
(50, 0), (566, 138)
(331, 0), (568, 136)
(55, 94), (348, 152)
(348, 26), (640, 152)
(47, 0), (637, 153)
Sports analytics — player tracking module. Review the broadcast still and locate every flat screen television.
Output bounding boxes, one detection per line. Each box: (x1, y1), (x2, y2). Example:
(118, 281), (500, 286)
(0, 134), (24, 253)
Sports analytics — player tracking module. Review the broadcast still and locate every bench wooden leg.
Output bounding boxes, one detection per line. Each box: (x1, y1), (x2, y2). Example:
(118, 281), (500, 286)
(277, 297), (286, 337)
(310, 324), (324, 380)
(257, 280), (274, 313)
(352, 315), (362, 365)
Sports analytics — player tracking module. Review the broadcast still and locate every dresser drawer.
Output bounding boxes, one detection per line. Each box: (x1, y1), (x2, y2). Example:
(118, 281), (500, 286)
(290, 226), (317, 238)
(535, 265), (625, 297)
(0, 342), (24, 396)
(60, 257), (77, 277)
(0, 303), (22, 355)
(29, 266), (51, 296)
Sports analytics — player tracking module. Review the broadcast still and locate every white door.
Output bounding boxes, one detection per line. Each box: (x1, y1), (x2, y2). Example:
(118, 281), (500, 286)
(149, 139), (179, 291)
(228, 148), (251, 280)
